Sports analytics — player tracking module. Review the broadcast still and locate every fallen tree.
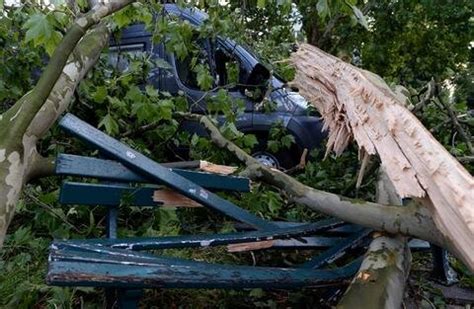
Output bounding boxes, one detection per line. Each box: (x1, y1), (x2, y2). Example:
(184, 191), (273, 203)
(185, 111), (472, 270)
(289, 43), (474, 269)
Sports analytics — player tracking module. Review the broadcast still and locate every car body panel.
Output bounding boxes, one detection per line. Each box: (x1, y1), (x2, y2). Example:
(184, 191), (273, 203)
(109, 4), (327, 160)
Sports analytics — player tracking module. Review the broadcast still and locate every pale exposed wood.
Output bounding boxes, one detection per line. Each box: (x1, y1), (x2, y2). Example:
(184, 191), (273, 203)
(338, 168), (411, 309)
(161, 160), (237, 175)
(198, 161), (237, 175)
(290, 43), (474, 269)
(153, 189), (202, 208)
(227, 240), (274, 252)
(355, 149), (370, 189)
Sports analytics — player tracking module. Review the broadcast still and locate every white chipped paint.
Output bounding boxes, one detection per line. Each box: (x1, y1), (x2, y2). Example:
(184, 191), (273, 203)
(200, 240), (213, 247)
(9, 106), (23, 122)
(199, 189), (209, 199)
(5, 151), (23, 212)
(63, 62), (80, 80)
(126, 151), (136, 159)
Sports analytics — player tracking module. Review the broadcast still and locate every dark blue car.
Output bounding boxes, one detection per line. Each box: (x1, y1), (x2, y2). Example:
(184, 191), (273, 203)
(109, 4), (326, 168)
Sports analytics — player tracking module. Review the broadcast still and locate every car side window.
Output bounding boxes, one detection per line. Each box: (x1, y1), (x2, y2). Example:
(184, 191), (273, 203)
(174, 40), (214, 90)
(215, 47), (240, 88)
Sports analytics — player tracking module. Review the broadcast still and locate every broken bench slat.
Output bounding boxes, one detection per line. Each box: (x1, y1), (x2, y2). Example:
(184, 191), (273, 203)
(235, 221), (365, 234)
(59, 182), (201, 207)
(152, 189), (202, 208)
(162, 160), (238, 175)
(226, 237), (346, 252)
(59, 114), (275, 231)
(56, 154), (250, 192)
(53, 218), (344, 251)
(300, 229), (372, 269)
(47, 247), (361, 289)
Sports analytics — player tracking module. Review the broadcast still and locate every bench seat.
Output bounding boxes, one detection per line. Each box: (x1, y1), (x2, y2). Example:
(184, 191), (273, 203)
(47, 243), (361, 289)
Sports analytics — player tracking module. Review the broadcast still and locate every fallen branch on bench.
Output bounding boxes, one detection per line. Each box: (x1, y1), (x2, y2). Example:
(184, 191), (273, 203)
(183, 111), (472, 271)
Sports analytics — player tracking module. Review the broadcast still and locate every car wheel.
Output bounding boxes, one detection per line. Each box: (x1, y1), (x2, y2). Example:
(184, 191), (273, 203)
(251, 137), (301, 170)
(252, 151), (280, 168)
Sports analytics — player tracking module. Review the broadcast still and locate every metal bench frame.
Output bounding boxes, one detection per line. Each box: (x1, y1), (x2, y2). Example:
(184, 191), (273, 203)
(46, 113), (445, 308)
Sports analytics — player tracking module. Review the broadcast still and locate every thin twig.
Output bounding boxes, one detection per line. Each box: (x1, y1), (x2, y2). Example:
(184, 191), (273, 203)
(24, 190), (82, 233)
(435, 94), (473, 154)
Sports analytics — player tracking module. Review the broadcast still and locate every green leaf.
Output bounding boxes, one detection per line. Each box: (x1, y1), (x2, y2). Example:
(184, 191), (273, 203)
(77, 0), (87, 10)
(249, 288), (264, 298)
(267, 140), (279, 153)
(157, 99), (173, 120)
(316, 0), (330, 19)
(242, 134), (258, 148)
(257, 0), (265, 9)
(108, 96), (125, 108)
(44, 31), (62, 56)
(98, 114), (119, 135)
(281, 134), (295, 149)
(154, 58), (172, 70)
(350, 5), (368, 30)
(195, 64), (213, 90)
(125, 86), (143, 102)
(132, 101), (153, 123)
(92, 86), (108, 103)
(23, 13), (53, 44)
(145, 85), (159, 97)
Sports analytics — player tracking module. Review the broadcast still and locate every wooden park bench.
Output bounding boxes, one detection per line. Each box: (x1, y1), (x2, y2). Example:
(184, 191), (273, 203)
(45, 113), (443, 308)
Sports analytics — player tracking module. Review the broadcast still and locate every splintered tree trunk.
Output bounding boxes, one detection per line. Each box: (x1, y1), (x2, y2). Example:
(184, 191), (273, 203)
(290, 43), (474, 269)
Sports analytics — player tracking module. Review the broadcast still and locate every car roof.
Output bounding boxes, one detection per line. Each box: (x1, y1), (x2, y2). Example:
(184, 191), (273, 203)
(116, 4), (207, 39)
(163, 3), (208, 26)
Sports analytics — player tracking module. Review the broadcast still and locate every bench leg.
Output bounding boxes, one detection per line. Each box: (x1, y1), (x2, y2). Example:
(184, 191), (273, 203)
(105, 288), (143, 309)
(431, 245), (458, 285)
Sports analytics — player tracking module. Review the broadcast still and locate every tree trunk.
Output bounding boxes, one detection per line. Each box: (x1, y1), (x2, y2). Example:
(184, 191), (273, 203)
(290, 43), (474, 270)
(338, 168), (411, 308)
(0, 0), (135, 247)
(0, 24), (109, 245)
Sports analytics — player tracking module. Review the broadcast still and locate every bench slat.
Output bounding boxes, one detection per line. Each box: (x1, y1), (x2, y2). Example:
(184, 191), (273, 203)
(53, 218), (344, 251)
(60, 182), (201, 207)
(47, 250), (361, 289)
(60, 182), (158, 207)
(56, 154), (251, 192)
(59, 114), (275, 231)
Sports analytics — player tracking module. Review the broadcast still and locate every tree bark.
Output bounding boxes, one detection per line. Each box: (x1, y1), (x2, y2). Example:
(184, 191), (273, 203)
(0, 17), (116, 246)
(290, 43), (474, 270)
(337, 168), (411, 308)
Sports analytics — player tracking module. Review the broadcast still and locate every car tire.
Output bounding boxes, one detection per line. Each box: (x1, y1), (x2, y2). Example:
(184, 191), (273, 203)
(251, 137), (302, 170)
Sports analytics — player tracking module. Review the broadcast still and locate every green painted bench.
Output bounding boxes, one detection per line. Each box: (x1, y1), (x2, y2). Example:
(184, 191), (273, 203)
(44, 114), (391, 308)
